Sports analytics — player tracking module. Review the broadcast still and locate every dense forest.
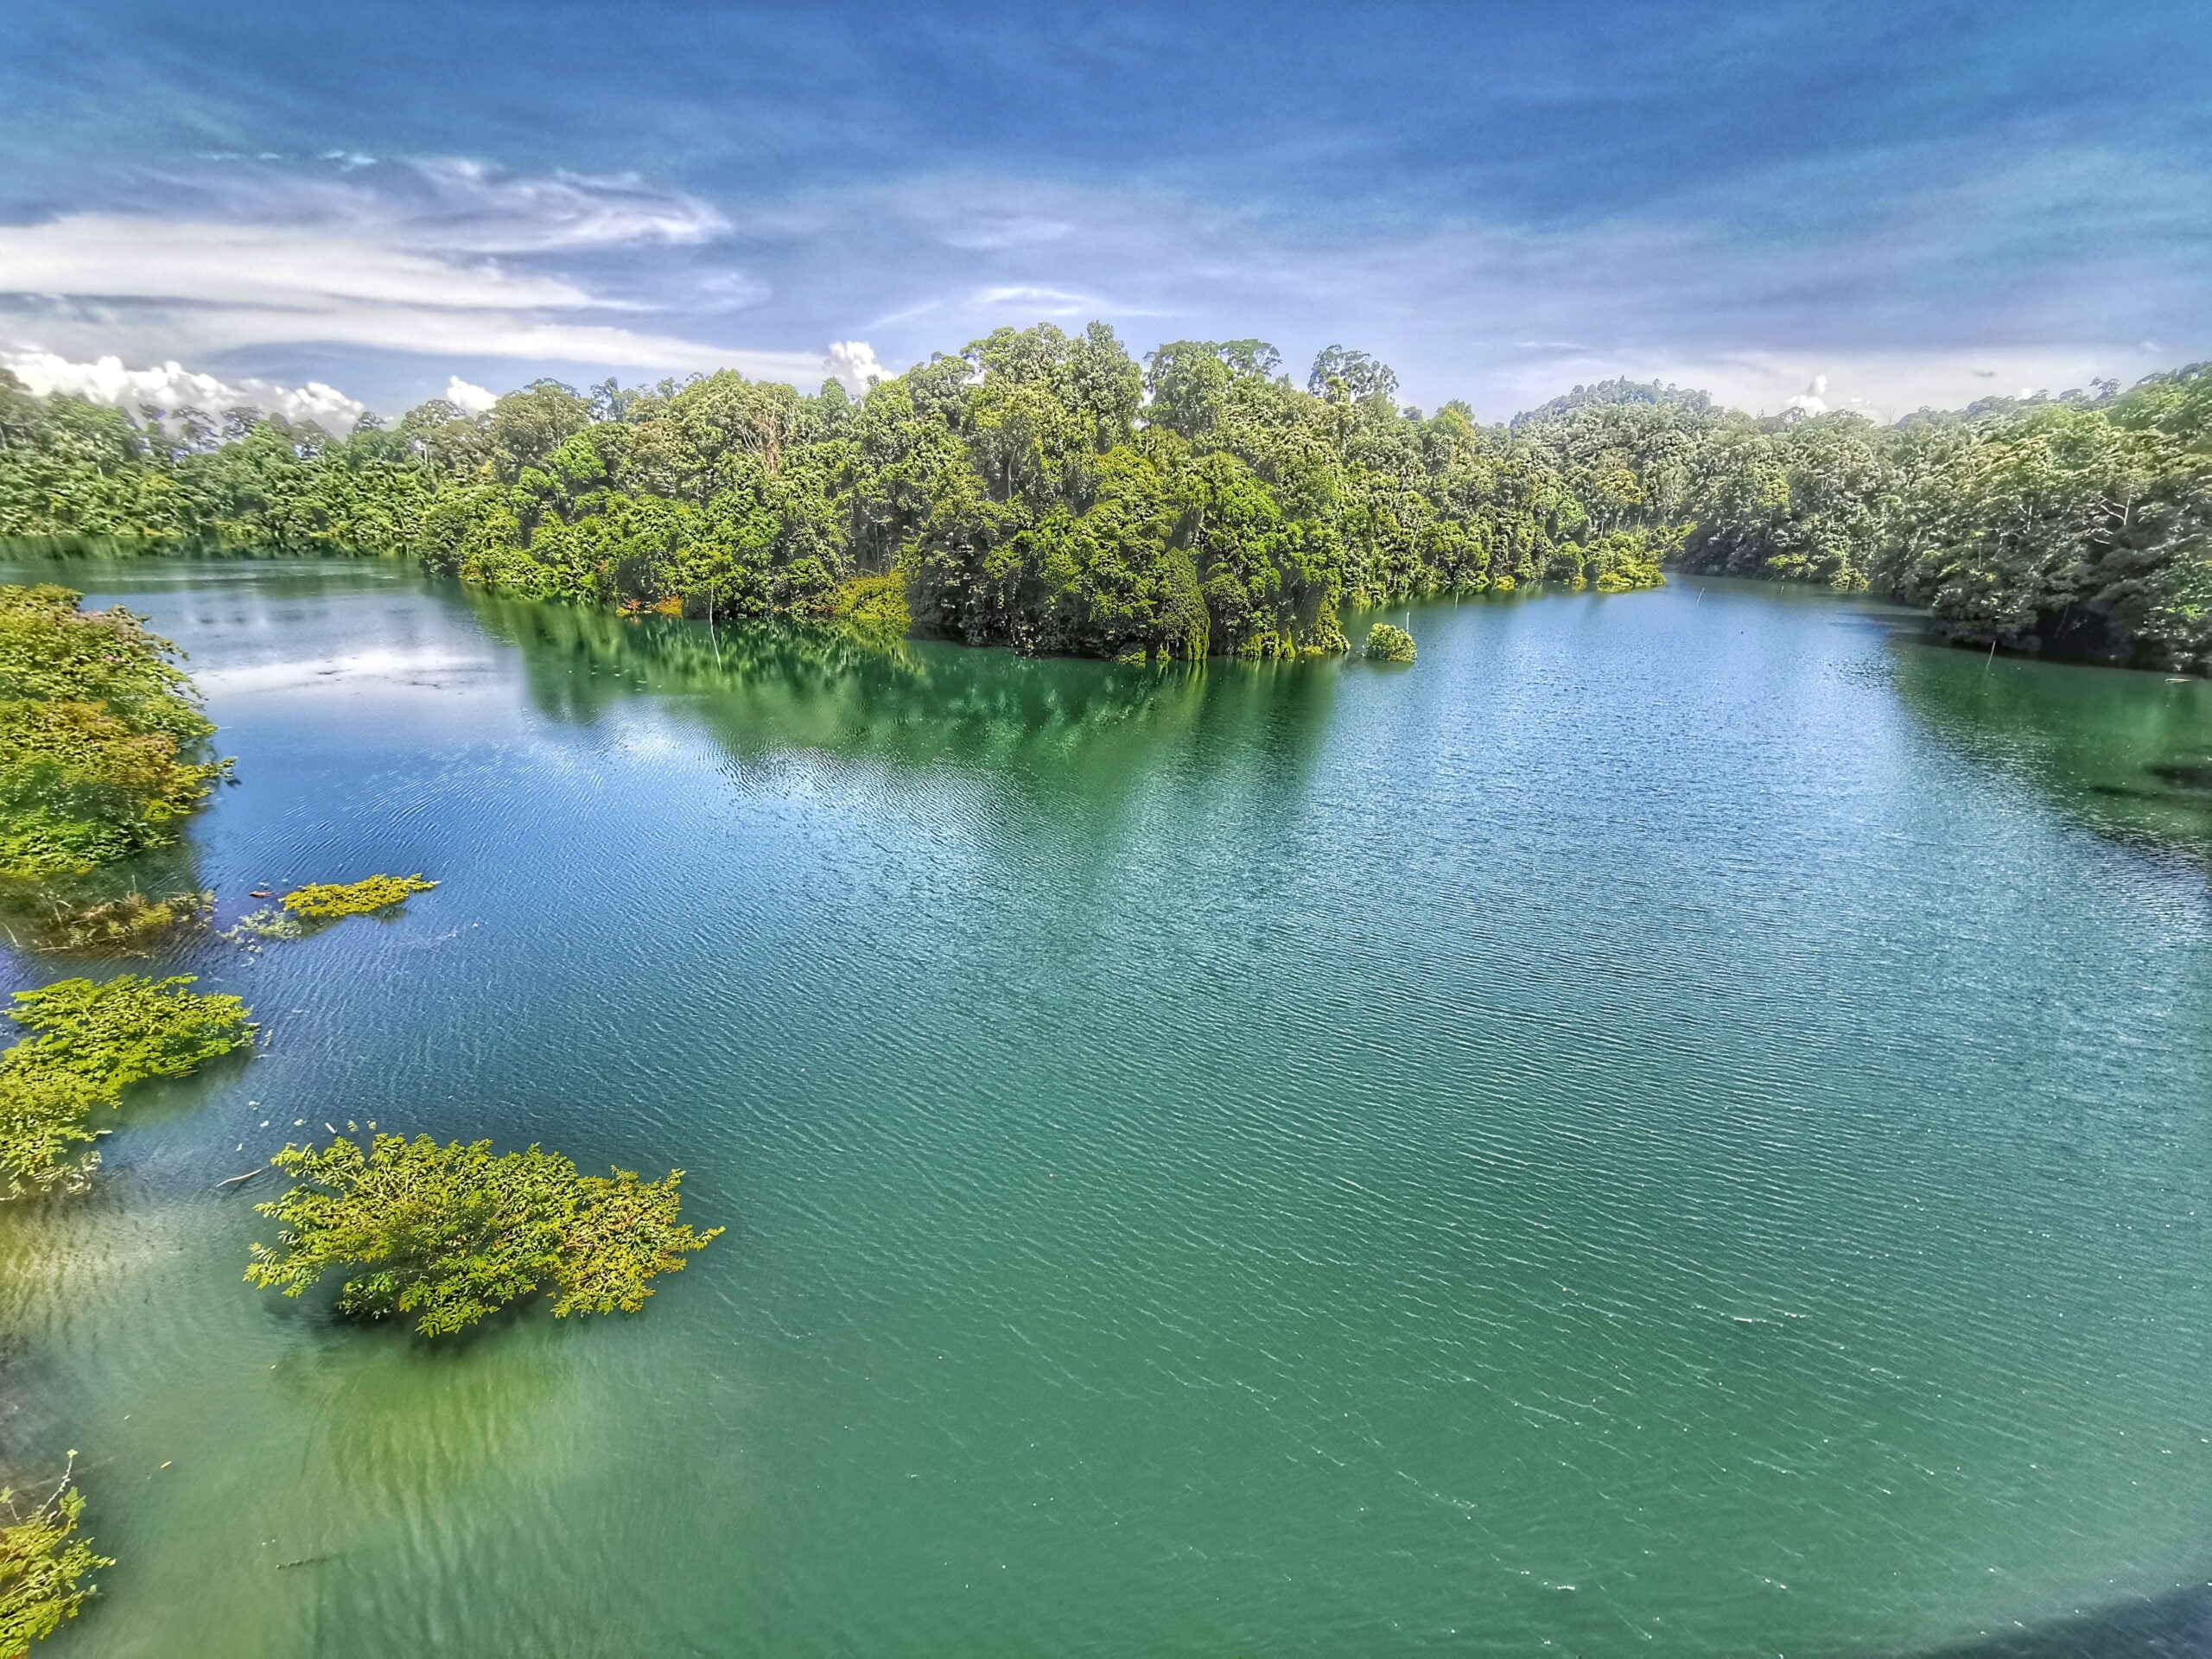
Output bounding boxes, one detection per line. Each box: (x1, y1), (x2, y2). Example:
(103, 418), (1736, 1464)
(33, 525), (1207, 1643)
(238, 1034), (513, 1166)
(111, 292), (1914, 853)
(2, 328), (2207, 669)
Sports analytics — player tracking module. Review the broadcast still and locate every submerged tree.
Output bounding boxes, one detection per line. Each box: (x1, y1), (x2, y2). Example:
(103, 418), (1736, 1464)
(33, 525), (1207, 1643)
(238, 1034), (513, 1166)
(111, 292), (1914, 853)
(1365, 622), (1417, 663)
(246, 1134), (722, 1337)
(0, 1458), (111, 1654)
(0, 974), (252, 1198)
(0, 585), (226, 879)
(279, 874), (438, 924)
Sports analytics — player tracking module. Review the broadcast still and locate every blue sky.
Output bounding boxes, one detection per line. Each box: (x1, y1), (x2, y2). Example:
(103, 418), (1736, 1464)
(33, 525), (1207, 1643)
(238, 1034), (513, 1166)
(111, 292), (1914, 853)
(0, 0), (2206, 423)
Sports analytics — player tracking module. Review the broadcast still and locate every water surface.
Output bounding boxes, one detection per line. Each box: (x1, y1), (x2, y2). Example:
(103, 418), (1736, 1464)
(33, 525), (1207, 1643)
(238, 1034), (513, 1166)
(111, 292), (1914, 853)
(3, 561), (2209, 1656)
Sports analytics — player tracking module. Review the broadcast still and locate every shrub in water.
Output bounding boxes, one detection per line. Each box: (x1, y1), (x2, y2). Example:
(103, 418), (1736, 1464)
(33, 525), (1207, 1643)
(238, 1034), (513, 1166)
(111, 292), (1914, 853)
(1365, 622), (1416, 663)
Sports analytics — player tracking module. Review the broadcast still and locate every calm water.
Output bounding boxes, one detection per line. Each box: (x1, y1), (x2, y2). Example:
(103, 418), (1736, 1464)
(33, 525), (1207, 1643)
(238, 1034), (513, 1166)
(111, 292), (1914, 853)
(3, 560), (2209, 1657)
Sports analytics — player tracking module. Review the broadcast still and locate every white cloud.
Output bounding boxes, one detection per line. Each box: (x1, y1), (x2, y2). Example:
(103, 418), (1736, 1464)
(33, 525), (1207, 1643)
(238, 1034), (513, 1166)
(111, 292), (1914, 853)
(390, 157), (732, 251)
(443, 375), (497, 415)
(826, 340), (887, 393)
(1783, 373), (1828, 416)
(0, 213), (589, 311)
(1, 348), (365, 429)
(974, 284), (1103, 317)
(0, 157), (811, 381)
(1487, 346), (2161, 422)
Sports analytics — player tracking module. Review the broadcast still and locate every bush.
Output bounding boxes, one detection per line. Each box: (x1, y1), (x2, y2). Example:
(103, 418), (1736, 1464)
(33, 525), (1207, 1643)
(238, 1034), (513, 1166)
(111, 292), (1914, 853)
(1365, 622), (1417, 663)
(279, 874), (437, 923)
(0, 1460), (111, 1653)
(247, 1134), (722, 1337)
(3, 889), (213, 957)
(1, 975), (253, 1198)
(0, 586), (225, 879)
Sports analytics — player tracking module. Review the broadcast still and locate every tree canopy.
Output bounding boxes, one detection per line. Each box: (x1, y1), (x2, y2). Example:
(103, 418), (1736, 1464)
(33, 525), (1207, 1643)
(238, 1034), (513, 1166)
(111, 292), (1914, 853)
(0, 584), (225, 880)
(3, 342), (2206, 668)
(0, 974), (252, 1198)
(246, 1134), (721, 1337)
(0, 1460), (110, 1656)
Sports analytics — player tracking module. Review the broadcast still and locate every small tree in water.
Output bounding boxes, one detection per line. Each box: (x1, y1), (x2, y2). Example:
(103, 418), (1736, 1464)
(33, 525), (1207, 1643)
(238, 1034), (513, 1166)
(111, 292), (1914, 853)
(0, 1456), (111, 1652)
(280, 874), (437, 923)
(246, 1134), (721, 1337)
(1365, 622), (1416, 663)
(1, 974), (253, 1198)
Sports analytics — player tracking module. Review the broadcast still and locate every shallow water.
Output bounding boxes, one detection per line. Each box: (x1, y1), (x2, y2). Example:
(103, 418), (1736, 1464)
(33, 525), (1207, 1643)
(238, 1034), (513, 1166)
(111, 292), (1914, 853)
(3, 560), (2209, 1657)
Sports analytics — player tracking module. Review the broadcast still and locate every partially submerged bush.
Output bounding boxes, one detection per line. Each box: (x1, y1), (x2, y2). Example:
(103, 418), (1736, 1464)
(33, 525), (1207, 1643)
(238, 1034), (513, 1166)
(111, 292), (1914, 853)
(1365, 622), (1417, 663)
(220, 906), (304, 946)
(3, 890), (213, 957)
(279, 874), (437, 924)
(0, 585), (226, 880)
(0, 975), (253, 1198)
(247, 1134), (722, 1337)
(0, 1065), (104, 1200)
(8, 975), (252, 1087)
(819, 571), (912, 640)
(0, 1459), (111, 1653)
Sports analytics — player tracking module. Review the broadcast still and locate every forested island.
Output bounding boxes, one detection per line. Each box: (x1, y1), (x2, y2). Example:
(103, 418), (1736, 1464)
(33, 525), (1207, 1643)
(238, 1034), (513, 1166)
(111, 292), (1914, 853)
(4, 329), (2202, 671)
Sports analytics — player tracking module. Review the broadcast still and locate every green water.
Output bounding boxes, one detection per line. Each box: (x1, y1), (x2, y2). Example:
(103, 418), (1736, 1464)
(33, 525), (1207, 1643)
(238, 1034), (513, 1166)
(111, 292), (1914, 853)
(3, 561), (2209, 1656)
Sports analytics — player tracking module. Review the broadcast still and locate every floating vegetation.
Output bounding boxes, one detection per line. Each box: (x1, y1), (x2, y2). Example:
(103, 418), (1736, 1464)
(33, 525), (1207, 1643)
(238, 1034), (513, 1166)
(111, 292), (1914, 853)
(220, 907), (304, 948)
(0, 1457), (111, 1653)
(247, 1134), (721, 1337)
(278, 874), (438, 925)
(1365, 622), (1417, 663)
(0, 975), (253, 1198)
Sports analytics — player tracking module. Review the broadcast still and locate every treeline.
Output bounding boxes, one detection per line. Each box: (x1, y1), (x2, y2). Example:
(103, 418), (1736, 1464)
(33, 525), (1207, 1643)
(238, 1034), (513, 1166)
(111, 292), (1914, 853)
(3, 331), (2208, 668)
(0, 327), (1677, 663)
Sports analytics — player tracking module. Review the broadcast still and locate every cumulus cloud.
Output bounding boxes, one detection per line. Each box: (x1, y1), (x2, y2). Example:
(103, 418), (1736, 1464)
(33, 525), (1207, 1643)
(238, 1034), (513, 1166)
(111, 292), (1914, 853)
(1, 348), (365, 429)
(443, 375), (497, 415)
(826, 340), (887, 393)
(1783, 373), (1829, 416)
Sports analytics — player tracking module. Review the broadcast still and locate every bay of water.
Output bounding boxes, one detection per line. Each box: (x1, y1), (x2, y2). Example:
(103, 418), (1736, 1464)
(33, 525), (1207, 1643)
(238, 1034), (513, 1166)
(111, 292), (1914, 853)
(3, 559), (2209, 1656)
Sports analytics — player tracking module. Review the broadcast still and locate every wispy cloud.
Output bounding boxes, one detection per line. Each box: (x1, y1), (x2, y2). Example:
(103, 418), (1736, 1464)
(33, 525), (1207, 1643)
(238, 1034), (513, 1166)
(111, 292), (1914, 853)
(0, 156), (815, 381)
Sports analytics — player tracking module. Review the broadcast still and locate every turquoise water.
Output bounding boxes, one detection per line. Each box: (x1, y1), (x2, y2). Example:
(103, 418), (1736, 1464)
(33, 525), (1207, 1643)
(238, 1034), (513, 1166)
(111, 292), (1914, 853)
(3, 560), (2209, 1656)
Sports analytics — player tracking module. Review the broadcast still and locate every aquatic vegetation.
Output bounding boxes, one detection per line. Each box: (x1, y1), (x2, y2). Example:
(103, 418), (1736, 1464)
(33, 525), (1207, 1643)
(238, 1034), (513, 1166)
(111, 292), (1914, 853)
(0, 1064), (104, 1200)
(219, 906), (304, 948)
(0, 585), (226, 879)
(1, 888), (213, 957)
(0, 975), (252, 1198)
(0, 1459), (111, 1655)
(1365, 623), (1416, 663)
(820, 571), (912, 639)
(7, 975), (252, 1086)
(246, 1134), (722, 1337)
(278, 874), (437, 924)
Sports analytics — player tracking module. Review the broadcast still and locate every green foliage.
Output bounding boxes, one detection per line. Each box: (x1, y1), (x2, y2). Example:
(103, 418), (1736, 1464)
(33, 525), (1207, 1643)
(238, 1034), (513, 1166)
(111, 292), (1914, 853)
(820, 571), (912, 639)
(0, 974), (252, 1198)
(0, 1459), (111, 1654)
(1365, 623), (1417, 663)
(0, 889), (213, 957)
(279, 874), (437, 923)
(10, 346), (2209, 668)
(246, 1134), (722, 1337)
(0, 585), (225, 878)
(7, 974), (252, 1085)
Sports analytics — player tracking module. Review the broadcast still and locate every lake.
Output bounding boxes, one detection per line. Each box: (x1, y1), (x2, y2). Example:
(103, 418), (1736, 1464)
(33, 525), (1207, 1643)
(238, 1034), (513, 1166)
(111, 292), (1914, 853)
(3, 558), (2209, 1656)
